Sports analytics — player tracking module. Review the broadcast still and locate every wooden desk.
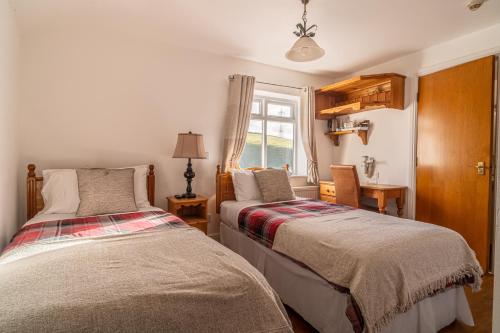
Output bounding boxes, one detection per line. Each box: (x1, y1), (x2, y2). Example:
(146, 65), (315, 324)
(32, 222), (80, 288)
(360, 184), (407, 217)
(319, 181), (407, 217)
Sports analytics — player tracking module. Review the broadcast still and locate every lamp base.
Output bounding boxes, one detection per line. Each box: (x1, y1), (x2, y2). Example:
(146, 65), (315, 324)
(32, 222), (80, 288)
(174, 193), (197, 200)
(176, 158), (197, 200)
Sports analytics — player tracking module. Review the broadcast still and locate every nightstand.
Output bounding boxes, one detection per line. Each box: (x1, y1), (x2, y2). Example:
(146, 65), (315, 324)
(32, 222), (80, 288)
(167, 195), (208, 235)
(319, 181), (336, 203)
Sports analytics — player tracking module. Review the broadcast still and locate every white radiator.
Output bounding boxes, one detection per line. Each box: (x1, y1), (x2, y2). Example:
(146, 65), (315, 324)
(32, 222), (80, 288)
(292, 185), (319, 200)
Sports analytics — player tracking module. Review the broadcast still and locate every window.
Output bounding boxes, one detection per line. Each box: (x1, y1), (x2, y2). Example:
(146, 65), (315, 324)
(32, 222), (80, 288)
(240, 91), (303, 174)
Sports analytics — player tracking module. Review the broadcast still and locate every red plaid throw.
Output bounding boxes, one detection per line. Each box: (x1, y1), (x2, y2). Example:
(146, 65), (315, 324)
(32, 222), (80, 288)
(238, 199), (354, 248)
(2, 210), (187, 255)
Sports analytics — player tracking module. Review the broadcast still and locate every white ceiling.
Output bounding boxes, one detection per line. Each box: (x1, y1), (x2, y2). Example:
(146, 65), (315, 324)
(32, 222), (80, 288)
(11, 0), (500, 77)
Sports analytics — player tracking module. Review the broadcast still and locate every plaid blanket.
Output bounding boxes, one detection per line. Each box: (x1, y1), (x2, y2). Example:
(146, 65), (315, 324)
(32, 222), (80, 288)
(238, 199), (354, 248)
(2, 210), (187, 256)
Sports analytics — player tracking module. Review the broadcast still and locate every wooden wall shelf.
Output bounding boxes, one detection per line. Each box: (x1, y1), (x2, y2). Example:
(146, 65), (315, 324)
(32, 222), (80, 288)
(315, 73), (406, 120)
(326, 129), (368, 146)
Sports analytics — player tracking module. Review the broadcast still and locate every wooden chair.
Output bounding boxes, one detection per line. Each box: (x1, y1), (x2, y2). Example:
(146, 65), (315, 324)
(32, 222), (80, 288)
(330, 165), (361, 208)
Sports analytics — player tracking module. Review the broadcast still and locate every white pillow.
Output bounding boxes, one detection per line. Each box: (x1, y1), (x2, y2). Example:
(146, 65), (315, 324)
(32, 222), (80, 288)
(41, 169), (80, 214)
(40, 165), (151, 215)
(231, 170), (262, 201)
(129, 165), (151, 208)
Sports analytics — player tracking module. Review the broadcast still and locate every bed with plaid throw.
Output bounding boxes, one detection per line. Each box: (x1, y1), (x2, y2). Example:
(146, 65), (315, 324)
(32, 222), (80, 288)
(237, 199), (481, 333)
(0, 210), (292, 333)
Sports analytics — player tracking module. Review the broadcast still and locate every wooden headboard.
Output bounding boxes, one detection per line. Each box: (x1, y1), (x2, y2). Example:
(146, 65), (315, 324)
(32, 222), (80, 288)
(215, 164), (289, 214)
(26, 164), (156, 220)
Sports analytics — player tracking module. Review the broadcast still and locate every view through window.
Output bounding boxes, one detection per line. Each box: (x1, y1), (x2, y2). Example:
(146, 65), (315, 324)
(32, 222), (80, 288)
(240, 92), (301, 173)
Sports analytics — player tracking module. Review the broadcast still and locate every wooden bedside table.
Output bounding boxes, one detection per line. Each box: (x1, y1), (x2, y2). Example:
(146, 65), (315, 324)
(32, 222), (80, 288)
(167, 195), (208, 235)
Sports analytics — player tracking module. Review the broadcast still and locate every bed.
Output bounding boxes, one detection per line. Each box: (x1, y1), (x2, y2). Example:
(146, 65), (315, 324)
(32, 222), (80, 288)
(0, 164), (293, 333)
(216, 166), (482, 333)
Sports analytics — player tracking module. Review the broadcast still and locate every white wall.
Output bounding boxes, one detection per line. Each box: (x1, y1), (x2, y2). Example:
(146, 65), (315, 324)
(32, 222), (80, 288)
(18, 29), (334, 234)
(328, 23), (500, 217)
(0, 0), (19, 250)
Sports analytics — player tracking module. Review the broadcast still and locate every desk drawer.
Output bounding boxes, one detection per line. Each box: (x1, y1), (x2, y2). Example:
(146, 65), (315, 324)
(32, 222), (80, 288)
(320, 194), (336, 203)
(320, 183), (336, 196)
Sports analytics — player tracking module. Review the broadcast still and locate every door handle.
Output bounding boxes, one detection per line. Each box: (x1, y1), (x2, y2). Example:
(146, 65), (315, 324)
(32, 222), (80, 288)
(476, 162), (486, 175)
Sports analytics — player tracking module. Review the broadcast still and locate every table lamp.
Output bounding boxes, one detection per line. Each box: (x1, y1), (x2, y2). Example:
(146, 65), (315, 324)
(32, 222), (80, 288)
(172, 131), (207, 199)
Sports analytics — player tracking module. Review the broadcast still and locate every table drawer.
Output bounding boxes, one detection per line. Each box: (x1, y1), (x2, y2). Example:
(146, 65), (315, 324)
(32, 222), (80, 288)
(189, 222), (208, 234)
(320, 194), (336, 203)
(320, 183), (336, 196)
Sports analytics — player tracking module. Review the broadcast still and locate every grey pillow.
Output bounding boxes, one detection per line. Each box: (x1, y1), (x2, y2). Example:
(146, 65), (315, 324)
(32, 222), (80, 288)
(253, 169), (295, 203)
(76, 168), (137, 217)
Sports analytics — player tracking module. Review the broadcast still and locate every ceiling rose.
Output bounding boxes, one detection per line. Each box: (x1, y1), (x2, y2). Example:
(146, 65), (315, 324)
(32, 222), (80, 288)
(285, 0), (325, 62)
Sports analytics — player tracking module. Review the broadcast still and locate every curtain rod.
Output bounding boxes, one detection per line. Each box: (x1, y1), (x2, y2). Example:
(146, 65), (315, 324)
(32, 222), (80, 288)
(228, 75), (303, 90)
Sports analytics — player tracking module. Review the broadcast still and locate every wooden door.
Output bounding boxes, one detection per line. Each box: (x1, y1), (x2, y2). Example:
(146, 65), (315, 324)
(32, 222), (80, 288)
(416, 56), (496, 271)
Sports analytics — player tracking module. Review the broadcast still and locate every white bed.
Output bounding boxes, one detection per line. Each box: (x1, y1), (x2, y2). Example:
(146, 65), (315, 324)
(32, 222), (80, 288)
(219, 199), (475, 333)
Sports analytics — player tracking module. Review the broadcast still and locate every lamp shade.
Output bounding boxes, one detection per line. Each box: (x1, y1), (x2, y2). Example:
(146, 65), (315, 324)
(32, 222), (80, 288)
(285, 36), (325, 62)
(172, 132), (207, 159)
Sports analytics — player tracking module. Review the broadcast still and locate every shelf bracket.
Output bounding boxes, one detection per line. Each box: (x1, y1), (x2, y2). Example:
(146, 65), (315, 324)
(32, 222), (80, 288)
(357, 130), (368, 145)
(326, 129), (368, 146)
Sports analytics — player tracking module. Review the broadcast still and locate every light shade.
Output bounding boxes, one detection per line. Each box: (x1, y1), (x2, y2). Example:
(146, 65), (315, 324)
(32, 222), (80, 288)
(172, 132), (207, 159)
(285, 36), (325, 62)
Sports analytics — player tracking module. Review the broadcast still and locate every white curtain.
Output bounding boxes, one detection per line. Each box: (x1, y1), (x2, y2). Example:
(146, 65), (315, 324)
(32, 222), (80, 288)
(222, 74), (256, 172)
(300, 86), (320, 184)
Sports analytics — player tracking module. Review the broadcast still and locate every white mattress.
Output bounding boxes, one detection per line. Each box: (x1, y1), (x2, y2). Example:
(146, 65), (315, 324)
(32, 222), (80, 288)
(25, 206), (164, 227)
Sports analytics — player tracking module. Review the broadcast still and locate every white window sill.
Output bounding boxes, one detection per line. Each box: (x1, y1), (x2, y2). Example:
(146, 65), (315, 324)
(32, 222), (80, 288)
(289, 175), (309, 187)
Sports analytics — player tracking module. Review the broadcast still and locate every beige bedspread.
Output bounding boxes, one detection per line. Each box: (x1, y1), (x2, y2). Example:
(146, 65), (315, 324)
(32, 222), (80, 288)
(0, 227), (292, 333)
(272, 209), (482, 333)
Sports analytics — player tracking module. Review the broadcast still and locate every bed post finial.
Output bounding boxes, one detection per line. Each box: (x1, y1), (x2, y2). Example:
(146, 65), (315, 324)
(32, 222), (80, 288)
(28, 164), (36, 178)
(147, 165), (155, 206)
(27, 164), (38, 220)
(284, 164), (289, 172)
(217, 164), (221, 175)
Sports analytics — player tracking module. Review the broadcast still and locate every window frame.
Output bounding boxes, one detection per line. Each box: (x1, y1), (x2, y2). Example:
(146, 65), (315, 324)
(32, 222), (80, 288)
(246, 94), (299, 173)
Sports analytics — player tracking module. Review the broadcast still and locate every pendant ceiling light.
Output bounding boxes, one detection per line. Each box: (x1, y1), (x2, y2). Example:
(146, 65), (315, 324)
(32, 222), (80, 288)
(285, 0), (325, 62)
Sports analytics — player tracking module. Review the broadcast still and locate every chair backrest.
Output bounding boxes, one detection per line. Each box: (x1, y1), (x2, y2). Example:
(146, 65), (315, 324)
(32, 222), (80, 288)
(330, 165), (361, 208)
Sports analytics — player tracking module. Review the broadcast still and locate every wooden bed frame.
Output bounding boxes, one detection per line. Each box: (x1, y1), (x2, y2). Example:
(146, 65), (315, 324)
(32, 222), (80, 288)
(26, 164), (156, 220)
(215, 164), (288, 214)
